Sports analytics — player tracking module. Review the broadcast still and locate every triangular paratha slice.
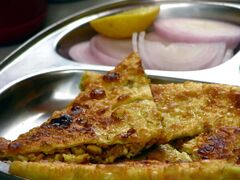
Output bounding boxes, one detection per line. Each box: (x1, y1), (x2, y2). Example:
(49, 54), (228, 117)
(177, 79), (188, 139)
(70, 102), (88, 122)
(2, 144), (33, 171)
(151, 82), (240, 143)
(2, 53), (162, 163)
(180, 126), (240, 163)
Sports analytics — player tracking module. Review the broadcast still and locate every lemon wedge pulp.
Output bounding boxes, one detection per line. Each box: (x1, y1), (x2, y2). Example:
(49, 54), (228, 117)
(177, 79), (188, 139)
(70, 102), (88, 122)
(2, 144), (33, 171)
(90, 6), (160, 39)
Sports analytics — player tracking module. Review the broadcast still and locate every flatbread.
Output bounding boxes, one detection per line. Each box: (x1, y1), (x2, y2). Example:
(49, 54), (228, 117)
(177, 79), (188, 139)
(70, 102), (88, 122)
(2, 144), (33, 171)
(10, 160), (240, 180)
(2, 53), (162, 163)
(151, 82), (240, 142)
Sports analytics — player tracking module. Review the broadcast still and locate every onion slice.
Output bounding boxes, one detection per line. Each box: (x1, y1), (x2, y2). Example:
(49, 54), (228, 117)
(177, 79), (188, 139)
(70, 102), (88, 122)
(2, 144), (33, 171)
(132, 32), (138, 53)
(89, 35), (133, 65)
(69, 35), (134, 66)
(89, 37), (118, 66)
(68, 42), (98, 64)
(222, 49), (233, 63)
(154, 18), (240, 48)
(138, 32), (227, 71)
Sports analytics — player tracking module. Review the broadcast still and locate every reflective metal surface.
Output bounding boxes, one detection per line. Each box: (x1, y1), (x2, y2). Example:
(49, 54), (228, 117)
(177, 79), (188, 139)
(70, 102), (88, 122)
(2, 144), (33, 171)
(0, 68), (184, 141)
(0, 70), (84, 140)
(0, 0), (240, 178)
(0, 68), (188, 178)
(0, 0), (240, 91)
(57, 2), (240, 59)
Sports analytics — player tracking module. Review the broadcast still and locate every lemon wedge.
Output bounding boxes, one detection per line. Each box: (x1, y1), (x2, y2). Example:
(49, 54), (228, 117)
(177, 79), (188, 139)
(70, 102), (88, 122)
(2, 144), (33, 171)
(90, 6), (160, 39)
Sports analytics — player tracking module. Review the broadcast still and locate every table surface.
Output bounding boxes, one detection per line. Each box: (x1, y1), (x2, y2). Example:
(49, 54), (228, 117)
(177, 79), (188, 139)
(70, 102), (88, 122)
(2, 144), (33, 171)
(0, 0), (108, 62)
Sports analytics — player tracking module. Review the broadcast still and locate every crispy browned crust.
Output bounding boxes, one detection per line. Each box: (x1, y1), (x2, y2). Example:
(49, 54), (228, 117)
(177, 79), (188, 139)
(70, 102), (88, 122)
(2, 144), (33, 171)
(10, 160), (240, 180)
(0, 137), (10, 158)
(3, 52), (240, 180)
(3, 53), (162, 163)
(182, 127), (240, 163)
(151, 82), (240, 142)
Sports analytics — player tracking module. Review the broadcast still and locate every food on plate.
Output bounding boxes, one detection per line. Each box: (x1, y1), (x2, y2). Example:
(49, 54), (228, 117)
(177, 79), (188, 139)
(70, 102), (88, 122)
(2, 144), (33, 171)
(0, 138), (10, 159)
(140, 18), (240, 70)
(2, 52), (240, 179)
(0, 53), (162, 163)
(10, 160), (240, 180)
(151, 81), (240, 142)
(138, 32), (228, 70)
(68, 41), (100, 65)
(154, 18), (240, 48)
(143, 144), (192, 163)
(81, 70), (240, 143)
(71, 16), (240, 70)
(181, 127), (240, 163)
(89, 35), (132, 65)
(69, 35), (133, 65)
(90, 6), (159, 38)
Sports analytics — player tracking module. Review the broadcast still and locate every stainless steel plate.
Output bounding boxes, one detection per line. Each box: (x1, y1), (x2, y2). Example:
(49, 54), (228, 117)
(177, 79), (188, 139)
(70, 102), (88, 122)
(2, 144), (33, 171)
(0, 68), (186, 141)
(0, 68), (188, 178)
(57, 1), (240, 59)
(0, 0), (240, 91)
(0, 70), (84, 140)
(0, 0), (240, 178)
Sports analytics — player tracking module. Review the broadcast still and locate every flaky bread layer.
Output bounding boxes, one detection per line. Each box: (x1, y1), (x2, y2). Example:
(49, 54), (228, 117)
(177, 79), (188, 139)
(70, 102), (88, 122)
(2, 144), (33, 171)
(10, 160), (240, 180)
